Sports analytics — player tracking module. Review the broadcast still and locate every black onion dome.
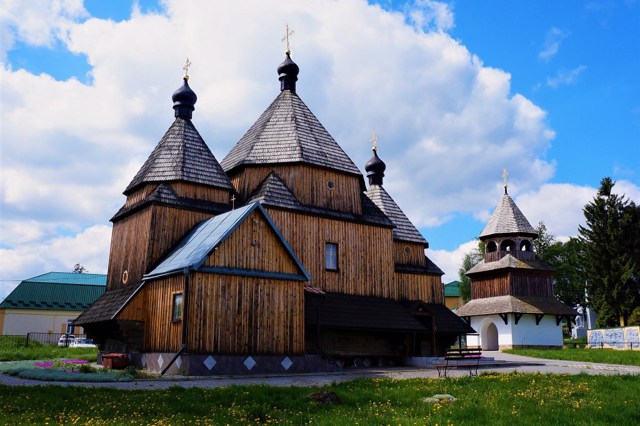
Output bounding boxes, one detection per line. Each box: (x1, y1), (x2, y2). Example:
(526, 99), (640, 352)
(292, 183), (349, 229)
(277, 52), (299, 92)
(365, 148), (386, 186)
(172, 78), (197, 119)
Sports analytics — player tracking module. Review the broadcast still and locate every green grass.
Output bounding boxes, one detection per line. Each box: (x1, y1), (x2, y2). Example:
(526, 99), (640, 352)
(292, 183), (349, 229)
(504, 348), (640, 367)
(0, 342), (98, 362)
(0, 373), (638, 425)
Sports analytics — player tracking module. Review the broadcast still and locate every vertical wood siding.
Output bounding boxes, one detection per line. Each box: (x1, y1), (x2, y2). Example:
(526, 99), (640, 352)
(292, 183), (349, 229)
(171, 182), (231, 204)
(205, 210), (299, 274)
(188, 274), (304, 354)
(107, 209), (153, 291)
(472, 273), (553, 299)
(393, 241), (427, 266)
(230, 165), (362, 214)
(395, 273), (444, 303)
(107, 206), (212, 291)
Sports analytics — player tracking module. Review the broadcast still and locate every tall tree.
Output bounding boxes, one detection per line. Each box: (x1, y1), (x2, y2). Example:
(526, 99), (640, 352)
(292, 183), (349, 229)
(458, 240), (483, 303)
(533, 221), (556, 262)
(579, 177), (640, 327)
(544, 238), (587, 308)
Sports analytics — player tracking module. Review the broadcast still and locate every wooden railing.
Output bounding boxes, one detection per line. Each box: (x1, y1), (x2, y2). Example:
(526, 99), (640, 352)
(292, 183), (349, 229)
(484, 250), (536, 263)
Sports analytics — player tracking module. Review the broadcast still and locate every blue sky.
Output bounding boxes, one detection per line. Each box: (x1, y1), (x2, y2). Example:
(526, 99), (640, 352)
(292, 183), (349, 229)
(1, 0), (639, 298)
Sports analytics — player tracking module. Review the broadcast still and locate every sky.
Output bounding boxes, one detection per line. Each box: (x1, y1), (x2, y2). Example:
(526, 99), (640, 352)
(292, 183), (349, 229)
(1, 0), (639, 299)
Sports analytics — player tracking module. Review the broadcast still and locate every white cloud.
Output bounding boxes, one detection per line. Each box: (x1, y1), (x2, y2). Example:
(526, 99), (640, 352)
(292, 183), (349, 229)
(1, 0), (561, 282)
(545, 65), (587, 88)
(539, 27), (570, 61)
(0, 0), (88, 60)
(427, 240), (479, 284)
(408, 0), (455, 32)
(0, 225), (112, 294)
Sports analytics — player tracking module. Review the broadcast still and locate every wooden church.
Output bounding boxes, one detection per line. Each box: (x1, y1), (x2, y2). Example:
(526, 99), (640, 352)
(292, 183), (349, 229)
(76, 50), (473, 375)
(456, 178), (576, 350)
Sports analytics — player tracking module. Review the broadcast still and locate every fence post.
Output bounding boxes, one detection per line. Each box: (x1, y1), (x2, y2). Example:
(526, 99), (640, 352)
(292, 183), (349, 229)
(26, 333), (30, 348)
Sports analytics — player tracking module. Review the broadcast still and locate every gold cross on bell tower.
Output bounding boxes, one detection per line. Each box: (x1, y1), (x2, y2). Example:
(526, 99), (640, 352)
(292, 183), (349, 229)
(502, 168), (509, 194)
(370, 129), (379, 152)
(183, 57), (192, 80)
(282, 24), (294, 54)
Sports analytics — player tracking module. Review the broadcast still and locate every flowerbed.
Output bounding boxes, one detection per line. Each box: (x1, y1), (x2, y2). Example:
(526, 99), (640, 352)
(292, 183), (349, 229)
(0, 359), (134, 382)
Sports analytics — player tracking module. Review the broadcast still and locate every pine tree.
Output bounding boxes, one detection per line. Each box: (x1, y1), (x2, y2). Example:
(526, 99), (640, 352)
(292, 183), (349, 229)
(579, 177), (640, 327)
(458, 240), (483, 303)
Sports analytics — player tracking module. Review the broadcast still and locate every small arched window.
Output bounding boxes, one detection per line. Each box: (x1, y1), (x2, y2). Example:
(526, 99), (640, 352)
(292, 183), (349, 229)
(520, 240), (532, 252)
(486, 241), (497, 253)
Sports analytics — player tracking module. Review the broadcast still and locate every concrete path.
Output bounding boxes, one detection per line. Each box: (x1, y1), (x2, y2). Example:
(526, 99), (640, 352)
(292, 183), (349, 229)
(1, 351), (638, 390)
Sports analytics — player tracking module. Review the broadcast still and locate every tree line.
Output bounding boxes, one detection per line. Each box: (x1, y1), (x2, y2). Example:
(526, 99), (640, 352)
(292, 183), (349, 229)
(459, 177), (640, 327)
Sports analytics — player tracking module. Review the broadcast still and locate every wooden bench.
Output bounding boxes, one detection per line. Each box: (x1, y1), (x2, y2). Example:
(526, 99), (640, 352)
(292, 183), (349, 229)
(434, 347), (482, 378)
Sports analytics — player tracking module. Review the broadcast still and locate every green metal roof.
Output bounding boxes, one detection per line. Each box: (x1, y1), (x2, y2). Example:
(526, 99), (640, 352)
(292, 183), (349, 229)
(444, 281), (461, 297)
(0, 272), (106, 311)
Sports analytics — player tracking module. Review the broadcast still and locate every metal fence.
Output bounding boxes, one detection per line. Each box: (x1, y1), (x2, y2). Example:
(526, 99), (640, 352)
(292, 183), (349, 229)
(0, 333), (87, 349)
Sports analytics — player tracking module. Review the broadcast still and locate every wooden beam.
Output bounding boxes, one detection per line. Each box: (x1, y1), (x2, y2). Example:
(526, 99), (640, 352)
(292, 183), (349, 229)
(535, 314), (544, 325)
(514, 312), (524, 325)
(498, 313), (508, 325)
(555, 315), (564, 326)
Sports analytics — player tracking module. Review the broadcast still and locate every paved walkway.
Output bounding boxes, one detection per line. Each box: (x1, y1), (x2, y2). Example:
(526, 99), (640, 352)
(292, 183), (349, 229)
(1, 351), (639, 390)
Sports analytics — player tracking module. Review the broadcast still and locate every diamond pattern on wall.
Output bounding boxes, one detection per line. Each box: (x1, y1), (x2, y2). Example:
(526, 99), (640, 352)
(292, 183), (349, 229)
(281, 356), (293, 371)
(203, 355), (217, 371)
(175, 356), (182, 369)
(141, 354), (147, 368)
(244, 356), (256, 370)
(157, 354), (164, 369)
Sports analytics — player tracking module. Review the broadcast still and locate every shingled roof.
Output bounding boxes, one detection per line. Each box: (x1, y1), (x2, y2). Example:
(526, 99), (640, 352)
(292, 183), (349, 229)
(74, 283), (142, 325)
(365, 185), (427, 244)
(480, 193), (537, 239)
(455, 295), (577, 317)
(112, 183), (229, 222)
(247, 172), (394, 228)
(220, 90), (362, 177)
(466, 254), (554, 275)
(0, 272), (106, 311)
(124, 117), (233, 195)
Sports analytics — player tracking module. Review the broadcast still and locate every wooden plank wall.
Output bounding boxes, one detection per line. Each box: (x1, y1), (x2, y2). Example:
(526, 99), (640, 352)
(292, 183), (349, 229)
(107, 209), (153, 290)
(472, 273), (553, 299)
(395, 273), (444, 303)
(230, 165), (362, 214)
(510, 274), (553, 297)
(472, 275), (510, 299)
(188, 274), (304, 354)
(107, 206), (212, 290)
(393, 241), (427, 266)
(121, 276), (185, 353)
(172, 182), (231, 204)
(205, 210), (300, 274)
(269, 209), (396, 298)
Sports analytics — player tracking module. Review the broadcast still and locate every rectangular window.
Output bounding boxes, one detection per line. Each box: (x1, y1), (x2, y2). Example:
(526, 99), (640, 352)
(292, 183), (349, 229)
(172, 293), (184, 322)
(325, 242), (338, 271)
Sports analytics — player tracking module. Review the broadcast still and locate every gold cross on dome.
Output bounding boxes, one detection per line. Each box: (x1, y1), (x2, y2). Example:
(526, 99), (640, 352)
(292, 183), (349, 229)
(282, 24), (294, 54)
(370, 129), (379, 151)
(183, 58), (192, 80)
(502, 168), (509, 191)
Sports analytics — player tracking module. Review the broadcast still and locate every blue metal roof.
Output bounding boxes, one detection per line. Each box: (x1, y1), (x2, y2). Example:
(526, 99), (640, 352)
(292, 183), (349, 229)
(24, 272), (107, 286)
(145, 202), (310, 280)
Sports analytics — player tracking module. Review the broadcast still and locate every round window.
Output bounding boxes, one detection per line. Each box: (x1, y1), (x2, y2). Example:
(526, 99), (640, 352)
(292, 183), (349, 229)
(122, 270), (129, 284)
(404, 246), (411, 254)
(327, 180), (335, 190)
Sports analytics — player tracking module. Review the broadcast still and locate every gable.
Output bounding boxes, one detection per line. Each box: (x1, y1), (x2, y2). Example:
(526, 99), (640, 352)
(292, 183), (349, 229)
(144, 202), (310, 281)
(204, 209), (301, 276)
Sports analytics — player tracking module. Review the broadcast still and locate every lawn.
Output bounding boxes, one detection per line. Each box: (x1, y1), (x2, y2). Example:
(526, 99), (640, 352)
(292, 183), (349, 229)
(0, 339), (98, 362)
(0, 373), (638, 425)
(504, 348), (640, 367)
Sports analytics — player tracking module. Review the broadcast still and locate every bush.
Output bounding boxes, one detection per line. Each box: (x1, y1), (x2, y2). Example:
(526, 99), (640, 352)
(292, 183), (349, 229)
(629, 306), (640, 325)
